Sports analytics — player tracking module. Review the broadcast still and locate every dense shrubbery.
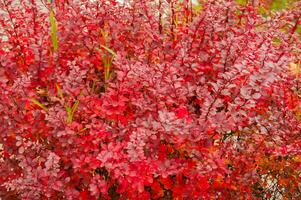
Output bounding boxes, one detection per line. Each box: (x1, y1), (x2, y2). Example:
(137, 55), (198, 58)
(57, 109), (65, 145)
(0, 0), (301, 199)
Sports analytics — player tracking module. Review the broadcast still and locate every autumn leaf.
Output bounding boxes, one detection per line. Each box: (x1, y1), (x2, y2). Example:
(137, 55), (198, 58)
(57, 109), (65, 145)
(289, 62), (300, 78)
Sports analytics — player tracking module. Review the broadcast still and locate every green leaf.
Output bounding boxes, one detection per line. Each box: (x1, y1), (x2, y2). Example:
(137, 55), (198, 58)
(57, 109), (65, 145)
(31, 98), (48, 112)
(50, 9), (58, 51)
(271, 0), (288, 10)
(235, 0), (248, 5)
(296, 25), (301, 35)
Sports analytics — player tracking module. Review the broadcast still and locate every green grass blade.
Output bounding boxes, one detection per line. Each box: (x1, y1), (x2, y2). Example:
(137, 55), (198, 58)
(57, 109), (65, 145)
(50, 9), (58, 51)
(66, 100), (79, 124)
(66, 107), (72, 123)
(71, 100), (79, 116)
(55, 84), (64, 99)
(31, 98), (48, 112)
(99, 45), (117, 57)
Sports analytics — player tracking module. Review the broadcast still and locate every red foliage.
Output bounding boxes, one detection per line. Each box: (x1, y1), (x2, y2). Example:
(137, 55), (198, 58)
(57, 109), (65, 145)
(0, 0), (301, 199)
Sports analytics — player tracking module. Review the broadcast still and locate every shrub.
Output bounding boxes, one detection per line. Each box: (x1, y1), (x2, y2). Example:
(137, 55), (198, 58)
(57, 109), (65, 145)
(0, 0), (300, 199)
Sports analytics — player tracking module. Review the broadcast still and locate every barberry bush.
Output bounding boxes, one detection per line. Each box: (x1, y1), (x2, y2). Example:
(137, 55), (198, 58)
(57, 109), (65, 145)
(0, 0), (301, 199)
